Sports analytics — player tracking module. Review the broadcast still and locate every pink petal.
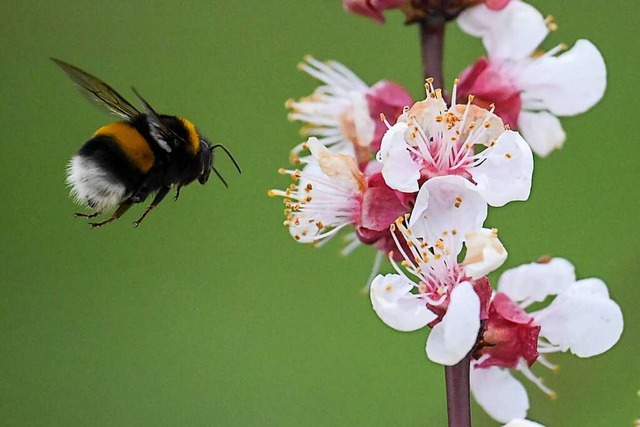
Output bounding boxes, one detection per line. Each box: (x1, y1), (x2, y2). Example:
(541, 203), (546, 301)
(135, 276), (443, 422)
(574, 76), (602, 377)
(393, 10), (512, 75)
(456, 58), (521, 128)
(360, 174), (408, 231)
(343, 0), (404, 23)
(367, 80), (413, 152)
(485, 0), (510, 10)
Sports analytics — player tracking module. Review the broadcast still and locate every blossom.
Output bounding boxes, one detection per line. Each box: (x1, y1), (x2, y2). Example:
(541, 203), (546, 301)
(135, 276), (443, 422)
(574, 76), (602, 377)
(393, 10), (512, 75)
(343, 0), (511, 23)
(456, 0), (606, 156)
(484, 0), (510, 10)
(470, 258), (623, 422)
(377, 82), (533, 207)
(342, 0), (404, 23)
(370, 175), (507, 365)
(268, 137), (412, 256)
(287, 56), (412, 165)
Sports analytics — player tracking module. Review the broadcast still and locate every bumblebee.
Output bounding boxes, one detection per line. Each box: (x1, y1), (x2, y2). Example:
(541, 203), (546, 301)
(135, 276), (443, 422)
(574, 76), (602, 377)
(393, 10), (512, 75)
(53, 58), (240, 227)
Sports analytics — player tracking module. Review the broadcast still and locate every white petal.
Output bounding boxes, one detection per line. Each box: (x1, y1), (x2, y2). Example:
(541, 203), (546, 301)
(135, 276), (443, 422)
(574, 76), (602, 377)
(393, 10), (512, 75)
(349, 91), (376, 146)
(409, 176), (487, 256)
(497, 258), (575, 303)
(307, 137), (365, 192)
(378, 123), (421, 193)
(370, 274), (437, 332)
(463, 228), (507, 279)
(517, 110), (566, 157)
(535, 279), (623, 357)
(471, 130), (533, 206)
(470, 365), (529, 423)
(517, 40), (607, 116)
(426, 282), (480, 365)
(458, 1), (548, 61)
(503, 419), (545, 427)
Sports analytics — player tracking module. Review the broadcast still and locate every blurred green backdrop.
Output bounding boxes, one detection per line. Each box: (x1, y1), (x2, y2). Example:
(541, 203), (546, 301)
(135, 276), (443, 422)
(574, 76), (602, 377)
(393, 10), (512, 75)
(1, 0), (638, 426)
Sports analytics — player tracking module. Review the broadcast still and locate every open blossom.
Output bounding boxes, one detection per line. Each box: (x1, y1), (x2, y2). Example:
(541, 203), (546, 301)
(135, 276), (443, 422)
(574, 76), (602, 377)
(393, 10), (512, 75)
(287, 56), (411, 165)
(343, 0), (511, 23)
(456, 0), (606, 156)
(268, 138), (413, 256)
(370, 176), (507, 365)
(377, 82), (533, 207)
(470, 258), (623, 422)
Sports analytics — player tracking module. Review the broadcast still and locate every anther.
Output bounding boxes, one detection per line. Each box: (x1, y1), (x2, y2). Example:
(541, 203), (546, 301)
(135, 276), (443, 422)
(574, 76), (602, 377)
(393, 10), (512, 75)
(545, 15), (558, 31)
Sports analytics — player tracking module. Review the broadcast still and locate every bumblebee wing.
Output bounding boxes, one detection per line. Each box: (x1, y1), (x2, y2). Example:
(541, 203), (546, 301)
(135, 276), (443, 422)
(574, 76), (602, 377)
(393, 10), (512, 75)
(52, 58), (140, 120)
(131, 87), (180, 153)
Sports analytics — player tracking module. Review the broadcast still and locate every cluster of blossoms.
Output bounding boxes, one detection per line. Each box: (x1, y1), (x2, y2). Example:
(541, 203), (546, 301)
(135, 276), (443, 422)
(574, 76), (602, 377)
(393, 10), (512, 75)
(270, 0), (620, 425)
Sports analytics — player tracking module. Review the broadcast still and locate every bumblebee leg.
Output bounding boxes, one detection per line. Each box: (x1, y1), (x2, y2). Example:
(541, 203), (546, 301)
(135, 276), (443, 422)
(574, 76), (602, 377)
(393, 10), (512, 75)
(89, 199), (134, 228)
(74, 211), (100, 219)
(174, 185), (182, 202)
(131, 186), (151, 203)
(132, 187), (170, 228)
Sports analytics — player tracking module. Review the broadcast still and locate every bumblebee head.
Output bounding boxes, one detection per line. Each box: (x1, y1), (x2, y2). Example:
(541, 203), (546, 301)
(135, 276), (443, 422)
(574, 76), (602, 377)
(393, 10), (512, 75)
(198, 138), (213, 185)
(198, 140), (241, 187)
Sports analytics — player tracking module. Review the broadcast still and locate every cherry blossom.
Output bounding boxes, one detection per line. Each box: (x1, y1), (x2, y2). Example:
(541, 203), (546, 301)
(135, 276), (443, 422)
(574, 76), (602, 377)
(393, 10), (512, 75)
(470, 258), (623, 422)
(456, 0), (606, 156)
(269, 137), (413, 256)
(377, 82), (533, 206)
(287, 56), (411, 166)
(342, 0), (511, 23)
(370, 176), (507, 365)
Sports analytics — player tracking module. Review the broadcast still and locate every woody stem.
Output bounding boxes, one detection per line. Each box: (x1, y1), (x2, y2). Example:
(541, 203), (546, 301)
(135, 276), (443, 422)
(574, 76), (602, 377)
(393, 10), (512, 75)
(418, 7), (446, 88)
(444, 354), (472, 427)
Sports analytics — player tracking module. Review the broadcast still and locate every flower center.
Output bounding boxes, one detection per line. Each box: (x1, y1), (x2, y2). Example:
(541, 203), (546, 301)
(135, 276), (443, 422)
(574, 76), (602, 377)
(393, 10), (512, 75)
(474, 293), (540, 369)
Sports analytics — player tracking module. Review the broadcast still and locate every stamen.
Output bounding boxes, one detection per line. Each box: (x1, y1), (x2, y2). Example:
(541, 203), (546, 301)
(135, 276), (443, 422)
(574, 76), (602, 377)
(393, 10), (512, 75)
(360, 250), (385, 294)
(450, 78), (459, 105)
(536, 355), (560, 372)
(517, 361), (557, 399)
(379, 113), (391, 129)
(545, 15), (558, 31)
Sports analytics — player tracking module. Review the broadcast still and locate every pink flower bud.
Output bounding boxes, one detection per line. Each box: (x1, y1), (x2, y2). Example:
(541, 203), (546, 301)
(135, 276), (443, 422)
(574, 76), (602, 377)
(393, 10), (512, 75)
(484, 0), (511, 11)
(343, 0), (405, 23)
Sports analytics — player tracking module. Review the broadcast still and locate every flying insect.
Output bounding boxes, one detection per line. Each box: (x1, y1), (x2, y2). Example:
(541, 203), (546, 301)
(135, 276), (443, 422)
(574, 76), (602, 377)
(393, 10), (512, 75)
(53, 58), (240, 227)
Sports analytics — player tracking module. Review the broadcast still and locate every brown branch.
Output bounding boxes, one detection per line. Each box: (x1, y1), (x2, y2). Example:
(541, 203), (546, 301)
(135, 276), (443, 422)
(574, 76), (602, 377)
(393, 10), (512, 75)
(418, 13), (445, 88)
(444, 354), (472, 427)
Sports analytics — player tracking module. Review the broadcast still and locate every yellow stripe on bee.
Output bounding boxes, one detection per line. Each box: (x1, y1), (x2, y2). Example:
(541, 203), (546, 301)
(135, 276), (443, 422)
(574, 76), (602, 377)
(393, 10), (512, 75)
(94, 122), (155, 173)
(178, 117), (200, 154)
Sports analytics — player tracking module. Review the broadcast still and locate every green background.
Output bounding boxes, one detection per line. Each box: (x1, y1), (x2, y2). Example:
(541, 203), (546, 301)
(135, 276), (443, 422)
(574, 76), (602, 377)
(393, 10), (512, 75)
(1, 0), (638, 425)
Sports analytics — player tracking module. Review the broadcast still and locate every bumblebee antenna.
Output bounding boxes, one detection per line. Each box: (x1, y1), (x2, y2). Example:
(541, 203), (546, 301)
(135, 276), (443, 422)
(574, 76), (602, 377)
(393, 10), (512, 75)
(210, 144), (241, 174)
(212, 167), (229, 188)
